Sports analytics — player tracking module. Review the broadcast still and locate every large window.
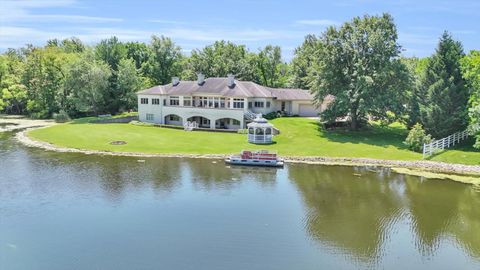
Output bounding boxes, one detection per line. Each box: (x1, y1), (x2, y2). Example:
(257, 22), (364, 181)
(183, 97), (192, 107)
(232, 119), (241, 125)
(266, 101), (271, 108)
(254, 101), (264, 108)
(146, 113), (154, 121)
(169, 96), (179, 106)
(233, 98), (244, 109)
(141, 98), (148, 104)
(152, 98), (160, 105)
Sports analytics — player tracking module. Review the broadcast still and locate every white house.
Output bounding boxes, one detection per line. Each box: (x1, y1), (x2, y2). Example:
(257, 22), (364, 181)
(136, 74), (319, 130)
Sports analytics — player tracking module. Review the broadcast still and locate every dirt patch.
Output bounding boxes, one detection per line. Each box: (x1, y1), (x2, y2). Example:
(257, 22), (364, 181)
(110, 141), (127, 145)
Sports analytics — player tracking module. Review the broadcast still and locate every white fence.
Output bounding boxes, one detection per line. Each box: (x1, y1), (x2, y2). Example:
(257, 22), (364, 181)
(422, 130), (469, 158)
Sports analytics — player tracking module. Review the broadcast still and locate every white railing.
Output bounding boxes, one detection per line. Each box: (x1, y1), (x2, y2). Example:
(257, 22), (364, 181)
(423, 130), (469, 158)
(184, 121), (198, 131)
(248, 134), (273, 143)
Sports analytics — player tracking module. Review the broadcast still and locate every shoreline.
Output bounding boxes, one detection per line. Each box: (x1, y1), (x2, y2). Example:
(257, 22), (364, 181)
(16, 128), (480, 183)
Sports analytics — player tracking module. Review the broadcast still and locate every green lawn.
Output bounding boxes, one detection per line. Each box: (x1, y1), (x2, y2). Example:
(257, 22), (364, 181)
(28, 117), (479, 165)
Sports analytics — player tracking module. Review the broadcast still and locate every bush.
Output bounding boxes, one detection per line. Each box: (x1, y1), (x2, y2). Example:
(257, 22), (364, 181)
(53, 110), (71, 123)
(264, 111), (280, 120)
(404, 123), (433, 152)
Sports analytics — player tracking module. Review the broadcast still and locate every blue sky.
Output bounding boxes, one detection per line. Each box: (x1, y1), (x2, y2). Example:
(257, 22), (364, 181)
(0, 0), (478, 60)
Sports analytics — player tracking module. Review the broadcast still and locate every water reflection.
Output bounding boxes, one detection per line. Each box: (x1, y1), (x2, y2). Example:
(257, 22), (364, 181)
(289, 164), (405, 262)
(288, 163), (480, 263)
(405, 178), (480, 258)
(1, 131), (479, 270)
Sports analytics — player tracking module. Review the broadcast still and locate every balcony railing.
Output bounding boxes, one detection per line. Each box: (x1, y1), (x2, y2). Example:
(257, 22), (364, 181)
(164, 104), (244, 110)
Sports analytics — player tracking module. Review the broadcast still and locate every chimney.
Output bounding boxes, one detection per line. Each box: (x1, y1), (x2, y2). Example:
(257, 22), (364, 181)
(227, 74), (235, 87)
(172, 77), (179, 86)
(197, 73), (205, 85)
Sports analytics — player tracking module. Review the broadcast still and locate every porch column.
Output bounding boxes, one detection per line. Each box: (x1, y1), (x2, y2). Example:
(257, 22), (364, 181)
(210, 118), (216, 129)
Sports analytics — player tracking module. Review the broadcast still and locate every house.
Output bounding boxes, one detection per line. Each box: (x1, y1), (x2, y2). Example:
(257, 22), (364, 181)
(136, 74), (319, 130)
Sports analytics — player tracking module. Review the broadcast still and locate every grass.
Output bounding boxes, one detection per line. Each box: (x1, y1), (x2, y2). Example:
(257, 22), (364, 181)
(28, 117), (480, 165)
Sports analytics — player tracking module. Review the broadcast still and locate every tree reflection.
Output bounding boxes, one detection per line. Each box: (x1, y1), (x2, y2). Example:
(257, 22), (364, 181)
(405, 177), (480, 258)
(289, 164), (404, 262)
(290, 163), (480, 263)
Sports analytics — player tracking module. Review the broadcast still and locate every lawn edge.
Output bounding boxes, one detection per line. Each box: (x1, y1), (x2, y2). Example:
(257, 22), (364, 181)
(18, 128), (480, 184)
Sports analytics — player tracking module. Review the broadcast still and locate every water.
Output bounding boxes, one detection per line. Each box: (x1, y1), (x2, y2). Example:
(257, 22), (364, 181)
(1, 131), (479, 270)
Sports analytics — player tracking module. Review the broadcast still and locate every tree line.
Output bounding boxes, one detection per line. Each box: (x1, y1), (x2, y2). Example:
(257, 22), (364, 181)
(0, 13), (478, 147)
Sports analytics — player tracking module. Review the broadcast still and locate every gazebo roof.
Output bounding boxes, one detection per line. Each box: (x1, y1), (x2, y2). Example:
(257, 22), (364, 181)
(247, 115), (274, 128)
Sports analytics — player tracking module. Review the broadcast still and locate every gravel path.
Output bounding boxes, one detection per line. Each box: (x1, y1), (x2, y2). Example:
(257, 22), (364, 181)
(0, 117), (55, 132)
(16, 128), (480, 177)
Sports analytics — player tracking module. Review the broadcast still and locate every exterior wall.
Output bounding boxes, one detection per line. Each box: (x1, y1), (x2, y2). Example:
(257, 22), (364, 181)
(138, 93), (319, 129)
(291, 100), (320, 116)
(138, 94), (165, 123)
(162, 106), (244, 128)
(246, 97), (276, 115)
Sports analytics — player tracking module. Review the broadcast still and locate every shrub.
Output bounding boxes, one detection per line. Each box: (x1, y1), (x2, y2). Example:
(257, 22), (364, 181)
(264, 111), (280, 120)
(404, 123), (433, 152)
(53, 110), (71, 123)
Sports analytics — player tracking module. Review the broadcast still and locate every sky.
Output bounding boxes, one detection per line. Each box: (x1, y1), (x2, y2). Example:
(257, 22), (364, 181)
(0, 0), (479, 61)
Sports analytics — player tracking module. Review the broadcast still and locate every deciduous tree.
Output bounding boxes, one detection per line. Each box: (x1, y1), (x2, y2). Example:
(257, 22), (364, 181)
(304, 13), (408, 129)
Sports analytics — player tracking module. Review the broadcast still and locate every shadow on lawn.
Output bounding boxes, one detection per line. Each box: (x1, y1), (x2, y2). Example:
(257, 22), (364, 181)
(311, 121), (410, 150)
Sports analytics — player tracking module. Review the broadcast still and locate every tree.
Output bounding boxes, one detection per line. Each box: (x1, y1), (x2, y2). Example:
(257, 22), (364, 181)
(0, 51), (28, 114)
(255, 45), (289, 87)
(291, 35), (319, 89)
(461, 50), (480, 148)
(66, 52), (111, 115)
(143, 35), (183, 85)
(304, 13), (409, 129)
(21, 46), (76, 118)
(117, 58), (146, 111)
(420, 32), (468, 138)
(182, 40), (255, 81)
(125, 41), (150, 70)
(401, 57), (430, 128)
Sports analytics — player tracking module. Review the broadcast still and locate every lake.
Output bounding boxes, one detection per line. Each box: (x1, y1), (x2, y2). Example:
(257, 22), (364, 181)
(1, 131), (479, 270)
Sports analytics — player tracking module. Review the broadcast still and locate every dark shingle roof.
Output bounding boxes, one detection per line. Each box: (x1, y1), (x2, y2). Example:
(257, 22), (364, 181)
(137, 77), (313, 100)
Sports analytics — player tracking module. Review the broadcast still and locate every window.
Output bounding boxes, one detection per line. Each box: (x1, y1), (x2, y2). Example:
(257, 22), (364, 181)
(232, 119), (240, 125)
(141, 98), (148, 104)
(266, 101), (271, 108)
(233, 98), (244, 109)
(169, 115), (180, 121)
(163, 99), (167, 106)
(183, 97), (192, 107)
(248, 102), (252, 109)
(254, 101), (264, 108)
(146, 114), (154, 121)
(169, 96), (179, 106)
(202, 118), (210, 125)
(152, 98), (160, 105)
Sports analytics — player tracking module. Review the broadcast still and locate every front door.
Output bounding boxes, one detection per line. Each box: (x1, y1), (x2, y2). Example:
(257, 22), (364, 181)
(281, 101), (286, 111)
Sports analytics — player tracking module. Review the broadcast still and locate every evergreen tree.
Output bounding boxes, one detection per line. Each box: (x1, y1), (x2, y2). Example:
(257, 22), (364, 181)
(420, 32), (468, 138)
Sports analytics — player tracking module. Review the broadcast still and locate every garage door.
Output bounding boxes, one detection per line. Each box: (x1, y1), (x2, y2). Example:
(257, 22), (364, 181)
(298, 104), (318, 117)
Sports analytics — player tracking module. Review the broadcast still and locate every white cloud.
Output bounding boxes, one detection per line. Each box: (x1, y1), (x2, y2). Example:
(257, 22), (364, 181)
(0, 0), (121, 23)
(295, 19), (339, 26)
(161, 27), (305, 42)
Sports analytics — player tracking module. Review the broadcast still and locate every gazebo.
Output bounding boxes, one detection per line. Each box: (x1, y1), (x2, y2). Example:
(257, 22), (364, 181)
(247, 115), (275, 144)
